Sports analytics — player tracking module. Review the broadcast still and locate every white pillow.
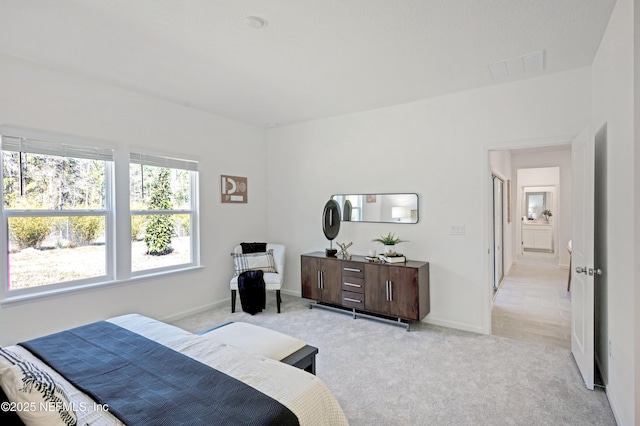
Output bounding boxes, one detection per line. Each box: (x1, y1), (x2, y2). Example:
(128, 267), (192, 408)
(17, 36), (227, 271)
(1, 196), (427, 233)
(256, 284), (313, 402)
(0, 348), (77, 426)
(231, 249), (277, 276)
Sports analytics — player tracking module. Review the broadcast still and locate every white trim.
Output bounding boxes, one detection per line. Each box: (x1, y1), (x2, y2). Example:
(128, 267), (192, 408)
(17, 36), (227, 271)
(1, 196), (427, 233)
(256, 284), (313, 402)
(159, 297), (226, 324)
(128, 165), (199, 274)
(0, 266), (203, 307)
(423, 317), (486, 335)
(0, 130), (202, 302)
(131, 209), (193, 215)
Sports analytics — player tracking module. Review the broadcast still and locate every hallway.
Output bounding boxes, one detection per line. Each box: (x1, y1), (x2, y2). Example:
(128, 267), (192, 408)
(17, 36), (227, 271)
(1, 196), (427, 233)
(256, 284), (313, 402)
(492, 254), (571, 348)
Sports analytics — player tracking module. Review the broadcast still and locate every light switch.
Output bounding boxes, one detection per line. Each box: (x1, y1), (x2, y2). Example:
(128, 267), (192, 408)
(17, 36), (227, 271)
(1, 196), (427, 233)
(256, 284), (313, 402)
(450, 225), (465, 236)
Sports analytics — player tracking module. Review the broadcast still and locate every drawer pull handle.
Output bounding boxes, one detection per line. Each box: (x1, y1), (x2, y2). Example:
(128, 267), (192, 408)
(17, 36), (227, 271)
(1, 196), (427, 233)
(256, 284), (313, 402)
(344, 282), (362, 287)
(344, 267), (361, 272)
(344, 297), (362, 303)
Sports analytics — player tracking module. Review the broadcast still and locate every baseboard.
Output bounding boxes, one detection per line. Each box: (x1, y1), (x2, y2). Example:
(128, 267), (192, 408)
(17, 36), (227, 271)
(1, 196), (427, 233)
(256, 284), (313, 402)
(504, 262), (513, 276)
(160, 299), (228, 323)
(278, 292), (486, 335)
(162, 291), (304, 323)
(423, 316), (486, 335)
(605, 388), (626, 426)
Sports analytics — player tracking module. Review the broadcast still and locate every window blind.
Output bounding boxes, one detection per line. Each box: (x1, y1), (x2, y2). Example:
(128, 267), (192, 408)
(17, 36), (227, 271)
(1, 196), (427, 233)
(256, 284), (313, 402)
(130, 152), (198, 171)
(1, 136), (114, 162)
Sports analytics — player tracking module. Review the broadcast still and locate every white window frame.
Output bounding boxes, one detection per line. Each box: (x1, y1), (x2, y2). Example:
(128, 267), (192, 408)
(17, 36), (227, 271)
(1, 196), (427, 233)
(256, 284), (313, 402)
(129, 152), (200, 276)
(0, 130), (200, 304)
(0, 132), (115, 300)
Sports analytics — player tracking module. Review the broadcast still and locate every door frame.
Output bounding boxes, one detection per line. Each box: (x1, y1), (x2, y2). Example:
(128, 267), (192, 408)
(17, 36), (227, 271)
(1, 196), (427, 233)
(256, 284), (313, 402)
(483, 136), (573, 335)
(491, 173), (505, 290)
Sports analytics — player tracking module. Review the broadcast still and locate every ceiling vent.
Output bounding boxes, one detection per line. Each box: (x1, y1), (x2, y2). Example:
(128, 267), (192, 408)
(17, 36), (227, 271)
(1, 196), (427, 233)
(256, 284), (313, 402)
(487, 51), (544, 80)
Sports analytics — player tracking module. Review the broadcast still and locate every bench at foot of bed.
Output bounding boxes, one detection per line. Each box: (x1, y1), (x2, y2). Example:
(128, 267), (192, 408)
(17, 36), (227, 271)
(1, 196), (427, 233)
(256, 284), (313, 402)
(199, 322), (318, 375)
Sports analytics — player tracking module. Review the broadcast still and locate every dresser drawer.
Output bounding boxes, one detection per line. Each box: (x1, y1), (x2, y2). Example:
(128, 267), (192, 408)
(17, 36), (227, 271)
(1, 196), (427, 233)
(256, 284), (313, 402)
(342, 277), (364, 293)
(342, 291), (365, 309)
(342, 261), (364, 278)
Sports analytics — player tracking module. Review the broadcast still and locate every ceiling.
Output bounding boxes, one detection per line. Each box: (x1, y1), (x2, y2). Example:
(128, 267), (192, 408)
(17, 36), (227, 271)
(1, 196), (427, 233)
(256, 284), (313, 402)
(0, 0), (617, 128)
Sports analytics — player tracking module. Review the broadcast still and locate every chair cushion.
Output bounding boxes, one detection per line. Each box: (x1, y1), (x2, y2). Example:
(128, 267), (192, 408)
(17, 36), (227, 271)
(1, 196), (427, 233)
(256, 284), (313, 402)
(231, 250), (277, 276)
(230, 272), (282, 291)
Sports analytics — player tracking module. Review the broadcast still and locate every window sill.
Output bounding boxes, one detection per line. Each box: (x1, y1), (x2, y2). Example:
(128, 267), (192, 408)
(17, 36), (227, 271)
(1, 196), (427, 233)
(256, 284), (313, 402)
(0, 265), (204, 307)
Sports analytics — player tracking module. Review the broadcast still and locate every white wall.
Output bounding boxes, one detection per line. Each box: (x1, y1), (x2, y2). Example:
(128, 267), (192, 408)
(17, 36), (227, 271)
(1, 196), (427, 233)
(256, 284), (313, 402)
(591, 0), (637, 423)
(0, 55), (268, 346)
(266, 67), (591, 334)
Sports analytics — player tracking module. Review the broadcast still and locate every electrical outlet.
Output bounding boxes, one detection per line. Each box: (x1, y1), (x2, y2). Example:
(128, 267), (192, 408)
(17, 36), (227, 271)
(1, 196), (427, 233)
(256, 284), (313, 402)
(450, 225), (465, 236)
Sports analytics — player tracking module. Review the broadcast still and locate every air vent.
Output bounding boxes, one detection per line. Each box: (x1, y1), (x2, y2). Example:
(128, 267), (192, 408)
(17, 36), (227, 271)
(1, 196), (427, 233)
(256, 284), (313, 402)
(488, 51), (544, 80)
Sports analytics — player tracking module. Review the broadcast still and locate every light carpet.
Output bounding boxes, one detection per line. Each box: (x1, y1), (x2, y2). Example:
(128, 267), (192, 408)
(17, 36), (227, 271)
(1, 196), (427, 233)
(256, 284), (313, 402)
(171, 295), (615, 426)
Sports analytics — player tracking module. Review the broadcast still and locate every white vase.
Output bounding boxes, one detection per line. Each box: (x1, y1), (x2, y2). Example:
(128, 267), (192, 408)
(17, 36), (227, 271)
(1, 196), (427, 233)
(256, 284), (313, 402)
(383, 245), (396, 255)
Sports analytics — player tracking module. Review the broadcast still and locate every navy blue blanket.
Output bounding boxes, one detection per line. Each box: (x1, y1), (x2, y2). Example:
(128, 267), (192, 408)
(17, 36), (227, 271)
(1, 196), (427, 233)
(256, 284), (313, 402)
(19, 321), (299, 426)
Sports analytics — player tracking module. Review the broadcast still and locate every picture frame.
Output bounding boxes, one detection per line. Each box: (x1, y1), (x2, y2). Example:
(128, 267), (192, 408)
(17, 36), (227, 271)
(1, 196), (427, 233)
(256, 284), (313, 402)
(221, 175), (248, 203)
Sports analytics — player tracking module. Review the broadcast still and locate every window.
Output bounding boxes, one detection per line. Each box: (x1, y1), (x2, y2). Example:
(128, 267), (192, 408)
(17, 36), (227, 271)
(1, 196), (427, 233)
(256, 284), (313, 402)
(1, 136), (113, 294)
(129, 153), (199, 273)
(1, 133), (200, 300)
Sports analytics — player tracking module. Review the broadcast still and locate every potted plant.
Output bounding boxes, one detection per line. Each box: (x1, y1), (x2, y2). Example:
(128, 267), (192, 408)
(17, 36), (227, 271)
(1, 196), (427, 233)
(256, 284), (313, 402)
(542, 209), (552, 223)
(372, 232), (407, 255)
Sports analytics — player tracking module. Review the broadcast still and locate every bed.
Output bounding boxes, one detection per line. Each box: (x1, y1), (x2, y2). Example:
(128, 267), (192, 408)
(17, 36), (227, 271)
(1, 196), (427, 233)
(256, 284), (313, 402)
(0, 314), (349, 426)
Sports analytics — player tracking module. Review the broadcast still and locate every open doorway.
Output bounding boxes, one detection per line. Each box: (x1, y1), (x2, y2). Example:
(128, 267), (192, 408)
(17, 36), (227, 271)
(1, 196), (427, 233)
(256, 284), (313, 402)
(489, 145), (572, 349)
(487, 132), (608, 389)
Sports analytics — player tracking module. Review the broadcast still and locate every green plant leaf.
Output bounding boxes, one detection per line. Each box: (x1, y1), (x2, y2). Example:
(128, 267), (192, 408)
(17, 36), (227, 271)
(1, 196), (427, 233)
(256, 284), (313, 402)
(371, 232), (407, 245)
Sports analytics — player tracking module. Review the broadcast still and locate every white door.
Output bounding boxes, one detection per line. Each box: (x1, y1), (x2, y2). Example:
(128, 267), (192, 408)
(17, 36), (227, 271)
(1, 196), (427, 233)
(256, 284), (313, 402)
(571, 126), (595, 389)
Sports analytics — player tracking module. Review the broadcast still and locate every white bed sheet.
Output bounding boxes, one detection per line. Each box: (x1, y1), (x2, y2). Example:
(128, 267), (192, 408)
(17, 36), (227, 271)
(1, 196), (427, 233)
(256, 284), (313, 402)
(6, 314), (348, 426)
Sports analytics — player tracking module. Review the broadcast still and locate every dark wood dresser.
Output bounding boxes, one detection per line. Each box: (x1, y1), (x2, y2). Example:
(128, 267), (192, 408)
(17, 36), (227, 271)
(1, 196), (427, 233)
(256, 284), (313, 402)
(301, 252), (429, 330)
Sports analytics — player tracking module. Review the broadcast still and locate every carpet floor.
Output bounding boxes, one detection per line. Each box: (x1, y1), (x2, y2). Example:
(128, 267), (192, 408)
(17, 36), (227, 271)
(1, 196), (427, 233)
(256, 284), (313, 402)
(171, 295), (615, 426)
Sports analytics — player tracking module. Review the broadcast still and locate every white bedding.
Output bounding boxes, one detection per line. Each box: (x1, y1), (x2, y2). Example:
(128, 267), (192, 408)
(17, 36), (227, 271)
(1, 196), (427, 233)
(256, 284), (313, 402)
(4, 314), (349, 426)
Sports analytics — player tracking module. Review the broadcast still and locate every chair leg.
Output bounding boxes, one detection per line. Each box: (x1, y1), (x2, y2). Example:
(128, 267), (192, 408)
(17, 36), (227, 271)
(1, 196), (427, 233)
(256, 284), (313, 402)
(231, 290), (236, 313)
(276, 290), (282, 313)
(567, 256), (572, 292)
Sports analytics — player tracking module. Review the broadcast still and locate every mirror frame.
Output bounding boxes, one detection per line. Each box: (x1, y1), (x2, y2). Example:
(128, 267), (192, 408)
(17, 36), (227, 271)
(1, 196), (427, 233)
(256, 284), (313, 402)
(331, 193), (419, 224)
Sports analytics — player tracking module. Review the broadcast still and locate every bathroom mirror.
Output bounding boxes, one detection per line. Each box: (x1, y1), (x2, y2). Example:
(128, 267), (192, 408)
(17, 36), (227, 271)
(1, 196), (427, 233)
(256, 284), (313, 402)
(331, 193), (418, 223)
(525, 192), (548, 220)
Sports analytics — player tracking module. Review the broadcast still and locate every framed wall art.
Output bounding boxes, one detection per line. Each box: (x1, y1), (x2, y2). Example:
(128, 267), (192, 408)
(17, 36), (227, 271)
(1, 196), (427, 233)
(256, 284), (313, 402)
(221, 175), (248, 203)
